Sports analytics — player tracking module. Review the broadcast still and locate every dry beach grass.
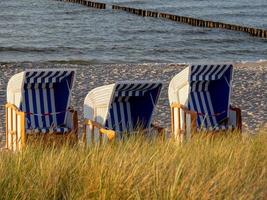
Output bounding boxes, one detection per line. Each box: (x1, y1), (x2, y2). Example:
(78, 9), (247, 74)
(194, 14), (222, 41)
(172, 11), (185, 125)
(0, 130), (266, 200)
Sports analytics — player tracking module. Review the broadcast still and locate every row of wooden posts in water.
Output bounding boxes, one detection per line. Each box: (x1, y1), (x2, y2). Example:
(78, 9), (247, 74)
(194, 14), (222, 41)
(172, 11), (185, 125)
(57, 0), (106, 9)
(56, 0), (267, 38)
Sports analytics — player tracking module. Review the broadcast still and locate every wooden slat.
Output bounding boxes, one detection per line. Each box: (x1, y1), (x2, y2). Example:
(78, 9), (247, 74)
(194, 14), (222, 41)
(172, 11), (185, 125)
(5, 105), (8, 149)
(20, 112), (26, 149)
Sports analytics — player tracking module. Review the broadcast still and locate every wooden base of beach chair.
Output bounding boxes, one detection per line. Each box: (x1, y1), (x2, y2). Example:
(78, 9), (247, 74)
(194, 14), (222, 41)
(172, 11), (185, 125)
(83, 119), (116, 144)
(5, 103), (78, 151)
(83, 120), (165, 144)
(170, 103), (242, 142)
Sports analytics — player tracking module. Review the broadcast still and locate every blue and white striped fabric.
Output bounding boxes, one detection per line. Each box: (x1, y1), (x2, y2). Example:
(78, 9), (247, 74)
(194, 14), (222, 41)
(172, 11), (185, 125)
(187, 64), (233, 130)
(190, 64), (232, 81)
(19, 70), (75, 133)
(105, 82), (162, 136)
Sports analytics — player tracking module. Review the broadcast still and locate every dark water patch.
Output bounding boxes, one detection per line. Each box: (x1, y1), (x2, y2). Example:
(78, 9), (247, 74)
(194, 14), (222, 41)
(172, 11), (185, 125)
(0, 47), (85, 54)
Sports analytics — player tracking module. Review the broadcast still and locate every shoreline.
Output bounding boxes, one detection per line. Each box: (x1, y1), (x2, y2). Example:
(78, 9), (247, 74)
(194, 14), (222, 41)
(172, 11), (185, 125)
(0, 61), (266, 142)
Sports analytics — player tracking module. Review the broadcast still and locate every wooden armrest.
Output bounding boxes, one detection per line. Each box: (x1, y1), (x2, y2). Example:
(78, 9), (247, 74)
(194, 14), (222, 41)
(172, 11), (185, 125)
(84, 119), (116, 140)
(170, 103), (198, 138)
(5, 103), (23, 113)
(171, 103), (198, 117)
(5, 103), (26, 150)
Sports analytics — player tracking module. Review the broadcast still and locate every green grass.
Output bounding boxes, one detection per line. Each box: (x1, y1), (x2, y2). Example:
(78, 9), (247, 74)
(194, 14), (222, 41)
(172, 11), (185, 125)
(0, 131), (266, 200)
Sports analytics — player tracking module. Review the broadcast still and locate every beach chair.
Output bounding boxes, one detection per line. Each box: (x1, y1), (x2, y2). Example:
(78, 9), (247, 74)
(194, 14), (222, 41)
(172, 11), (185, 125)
(5, 69), (78, 151)
(168, 64), (242, 142)
(83, 81), (163, 143)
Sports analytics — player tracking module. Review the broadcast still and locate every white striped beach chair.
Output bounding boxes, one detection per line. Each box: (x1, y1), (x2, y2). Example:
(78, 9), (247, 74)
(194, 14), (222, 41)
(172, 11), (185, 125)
(168, 64), (242, 142)
(83, 81), (163, 143)
(5, 69), (78, 151)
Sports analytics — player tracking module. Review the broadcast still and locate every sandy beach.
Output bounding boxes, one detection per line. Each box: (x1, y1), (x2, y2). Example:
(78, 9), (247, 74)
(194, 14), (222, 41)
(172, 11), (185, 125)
(0, 61), (266, 143)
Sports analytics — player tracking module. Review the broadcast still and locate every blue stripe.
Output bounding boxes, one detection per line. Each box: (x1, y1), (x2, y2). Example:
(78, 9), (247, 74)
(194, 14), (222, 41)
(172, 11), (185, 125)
(56, 71), (67, 82)
(202, 65), (213, 79)
(190, 65), (201, 80)
(41, 71), (52, 83)
(115, 100), (123, 132)
(39, 87), (46, 128)
(189, 93), (200, 126)
(46, 86), (54, 126)
(31, 88), (38, 128)
(196, 65), (207, 81)
(26, 71), (37, 83)
(48, 71), (60, 82)
(196, 91), (207, 127)
(33, 71), (45, 83)
(24, 88), (30, 129)
(215, 65), (226, 79)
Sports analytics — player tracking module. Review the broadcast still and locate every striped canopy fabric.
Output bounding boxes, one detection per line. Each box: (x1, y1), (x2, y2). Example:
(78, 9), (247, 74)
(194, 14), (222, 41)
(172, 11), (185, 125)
(187, 64), (233, 129)
(190, 64), (233, 81)
(18, 70), (75, 133)
(105, 82), (162, 136)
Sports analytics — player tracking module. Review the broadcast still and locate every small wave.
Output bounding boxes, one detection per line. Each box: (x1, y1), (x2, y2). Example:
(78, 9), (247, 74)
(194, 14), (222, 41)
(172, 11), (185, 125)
(256, 59), (267, 63)
(238, 59), (267, 64)
(0, 47), (81, 53)
(47, 59), (101, 65)
(0, 47), (57, 53)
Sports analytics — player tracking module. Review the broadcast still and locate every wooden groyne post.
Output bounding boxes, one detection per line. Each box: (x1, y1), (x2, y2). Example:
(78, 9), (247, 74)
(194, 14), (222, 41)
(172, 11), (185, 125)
(56, 0), (106, 9)
(55, 1), (267, 38)
(111, 5), (267, 38)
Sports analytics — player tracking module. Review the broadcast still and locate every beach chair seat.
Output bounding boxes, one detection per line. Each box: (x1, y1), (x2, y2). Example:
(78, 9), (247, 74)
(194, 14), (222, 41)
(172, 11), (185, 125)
(83, 81), (163, 144)
(169, 64), (242, 142)
(5, 69), (78, 151)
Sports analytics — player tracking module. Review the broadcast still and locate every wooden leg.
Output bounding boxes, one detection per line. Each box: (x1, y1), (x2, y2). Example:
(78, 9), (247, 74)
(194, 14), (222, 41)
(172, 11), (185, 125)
(82, 124), (87, 144)
(10, 109), (13, 151)
(91, 124), (95, 144)
(171, 106), (174, 136)
(183, 111), (186, 141)
(5, 106), (8, 149)
(20, 112), (26, 150)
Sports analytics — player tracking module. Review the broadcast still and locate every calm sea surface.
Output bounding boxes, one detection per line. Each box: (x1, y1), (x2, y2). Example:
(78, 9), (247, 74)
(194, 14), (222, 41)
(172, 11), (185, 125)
(0, 0), (266, 63)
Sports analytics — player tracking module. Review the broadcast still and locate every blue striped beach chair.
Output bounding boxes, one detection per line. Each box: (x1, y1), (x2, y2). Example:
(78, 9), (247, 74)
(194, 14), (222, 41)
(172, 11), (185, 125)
(83, 81), (163, 143)
(168, 64), (242, 142)
(5, 69), (78, 151)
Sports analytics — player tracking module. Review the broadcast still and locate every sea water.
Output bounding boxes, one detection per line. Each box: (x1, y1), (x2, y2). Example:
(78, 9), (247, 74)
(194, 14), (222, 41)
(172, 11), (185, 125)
(0, 0), (266, 63)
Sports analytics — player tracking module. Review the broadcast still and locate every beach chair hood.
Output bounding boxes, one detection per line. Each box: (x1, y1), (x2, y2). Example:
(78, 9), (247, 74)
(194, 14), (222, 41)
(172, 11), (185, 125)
(84, 81), (162, 137)
(169, 64), (233, 128)
(7, 69), (76, 131)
